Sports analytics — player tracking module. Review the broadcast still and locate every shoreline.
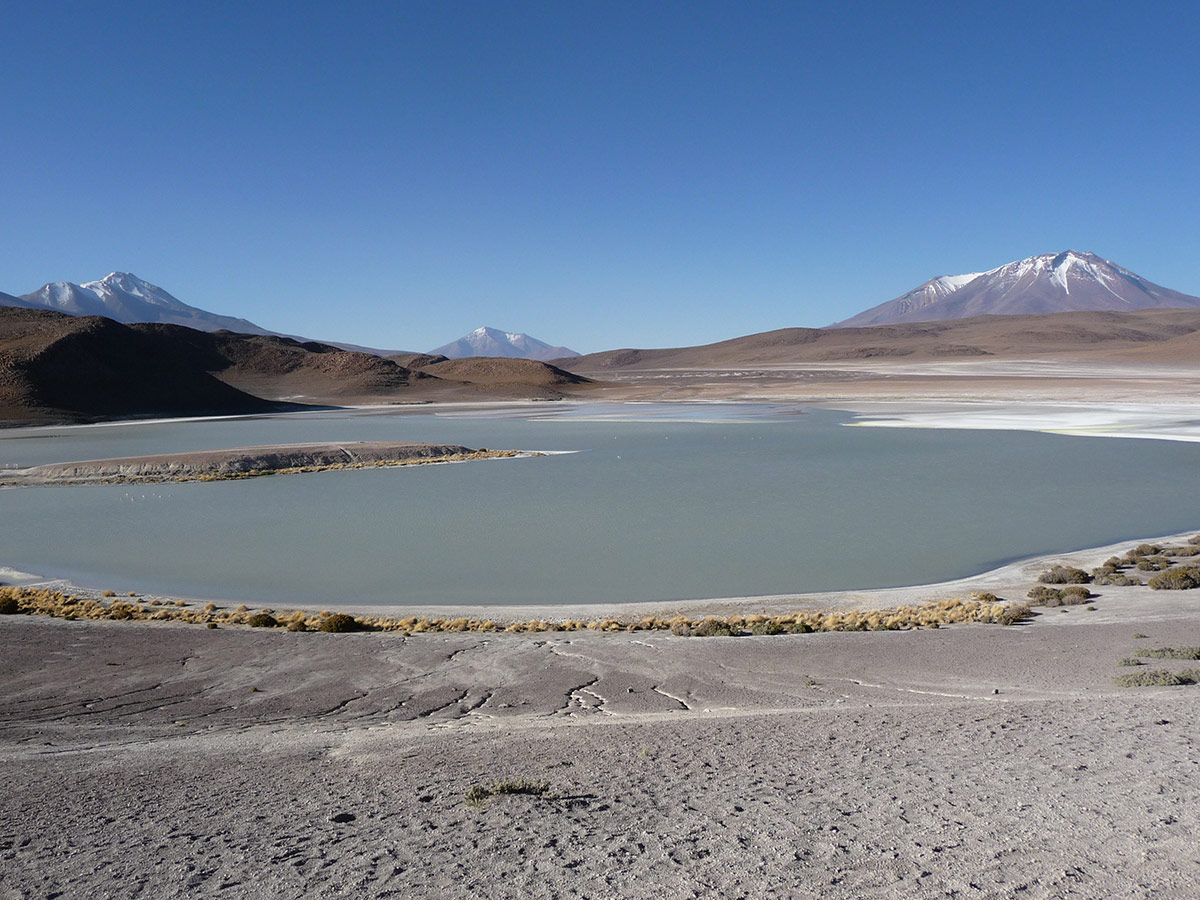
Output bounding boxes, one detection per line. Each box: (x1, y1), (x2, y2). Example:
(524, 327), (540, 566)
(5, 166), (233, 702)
(5, 527), (1196, 627)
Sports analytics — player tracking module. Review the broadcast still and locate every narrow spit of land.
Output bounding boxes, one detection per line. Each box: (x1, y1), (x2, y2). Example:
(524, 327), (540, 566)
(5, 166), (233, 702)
(0, 441), (525, 486)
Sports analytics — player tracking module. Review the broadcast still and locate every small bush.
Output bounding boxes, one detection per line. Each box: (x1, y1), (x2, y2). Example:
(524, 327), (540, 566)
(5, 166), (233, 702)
(996, 603), (1033, 626)
(1027, 585), (1063, 605)
(750, 621), (788, 636)
(1092, 565), (1116, 577)
(1094, 573), (1142, 586)
(1189, 534), (1200, 546)
(1038, 566), (1091, 585)
(0, 595), (21, 615)
(464, 785), (491, 806)
(1117, 657), (1143, 666)
(1104, 556), (1125, 569)
(101, 590), (116, 598)
(286, 619), (308, 632)
(1028, 585), (1090, 607)
(1128, 543), (1163, 559)
(1136, 646), (1200, 660)
(693, 618), (736, 637)
(1148, 568), (1200, 590)
(1114, 668), (1200, 687)
(247, 612), (279, 628)
(491, 779), (551, 796)
(1136, 557), (1170, 572)
(319, 613), (365, 633)
(464, 779), (552, 806)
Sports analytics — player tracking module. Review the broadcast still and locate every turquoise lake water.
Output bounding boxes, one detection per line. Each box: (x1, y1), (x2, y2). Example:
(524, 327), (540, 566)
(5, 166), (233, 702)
(1, 403), (1197, 607)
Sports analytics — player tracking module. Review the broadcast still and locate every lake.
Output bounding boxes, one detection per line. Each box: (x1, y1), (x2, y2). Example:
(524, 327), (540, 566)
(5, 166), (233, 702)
(2, 402), (1197, 607)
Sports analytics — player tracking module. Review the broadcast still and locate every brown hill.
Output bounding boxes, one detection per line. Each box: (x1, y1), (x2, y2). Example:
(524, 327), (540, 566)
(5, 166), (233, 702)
(0, 309), (281, 424)
(415, 357), (595, 400)
(387, 353), (448, 369)
(562, 309), (1200, 371)
(130, 325), (426, 400)
(1, 309), (602, 425)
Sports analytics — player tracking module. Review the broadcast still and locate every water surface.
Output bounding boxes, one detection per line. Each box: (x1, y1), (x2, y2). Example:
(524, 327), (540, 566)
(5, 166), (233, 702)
(2, 403), (1196, 607)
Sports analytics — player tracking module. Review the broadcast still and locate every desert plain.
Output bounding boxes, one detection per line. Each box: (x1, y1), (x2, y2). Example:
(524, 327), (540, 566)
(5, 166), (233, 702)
(4, 351), (1200, 899)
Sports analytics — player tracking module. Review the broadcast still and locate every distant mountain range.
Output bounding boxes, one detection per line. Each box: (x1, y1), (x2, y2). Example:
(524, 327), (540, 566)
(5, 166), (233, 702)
(432, 326), (579, 361)
(834, 251), (1200, 327)
(10, 272), (273, 334)
(2, 275), (581, 361)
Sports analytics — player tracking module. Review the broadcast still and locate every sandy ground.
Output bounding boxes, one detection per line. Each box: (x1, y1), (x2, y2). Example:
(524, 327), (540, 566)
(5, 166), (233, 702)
(4, 591), (1200, 900)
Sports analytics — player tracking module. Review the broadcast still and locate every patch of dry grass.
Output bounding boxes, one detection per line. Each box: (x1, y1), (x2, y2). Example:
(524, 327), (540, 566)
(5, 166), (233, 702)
(1114, 668), (1200, 687)
(0, 587), (1033, 636)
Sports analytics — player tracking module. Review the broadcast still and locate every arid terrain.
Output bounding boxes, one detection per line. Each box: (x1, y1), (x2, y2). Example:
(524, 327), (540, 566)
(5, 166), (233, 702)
(5, 305), (1200, 898)
(0, 309), (597, 425)
(5, 527), (1200, 900)
(7, 306), (1200, 424)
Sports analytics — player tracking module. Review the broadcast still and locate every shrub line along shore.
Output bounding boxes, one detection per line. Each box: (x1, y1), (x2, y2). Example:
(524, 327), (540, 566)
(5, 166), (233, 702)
(6, 533), (1199, 637)
(0, 586), (1031, 634)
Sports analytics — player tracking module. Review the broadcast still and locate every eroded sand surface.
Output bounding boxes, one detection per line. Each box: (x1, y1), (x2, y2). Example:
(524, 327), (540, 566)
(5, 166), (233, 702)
(4, 603), (1200, 899)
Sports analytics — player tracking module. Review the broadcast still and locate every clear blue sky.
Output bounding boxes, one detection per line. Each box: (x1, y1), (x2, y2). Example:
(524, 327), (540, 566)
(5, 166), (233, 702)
(2, 1), (1198, 353)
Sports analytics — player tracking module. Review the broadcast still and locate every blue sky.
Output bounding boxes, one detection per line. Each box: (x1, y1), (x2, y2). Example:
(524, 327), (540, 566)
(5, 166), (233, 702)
(2, 1), (1198, 353)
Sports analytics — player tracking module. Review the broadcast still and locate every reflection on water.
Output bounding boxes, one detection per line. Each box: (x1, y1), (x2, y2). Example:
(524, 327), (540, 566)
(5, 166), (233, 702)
(2, 403), (1197, 607)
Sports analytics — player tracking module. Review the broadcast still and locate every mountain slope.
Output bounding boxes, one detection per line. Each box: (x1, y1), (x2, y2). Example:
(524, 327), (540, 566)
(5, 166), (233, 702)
(432, 326), (579, 361)
(13, 272), (272, 334)
(561, 309), (1200, 370)
(0, 309), (282, 423)
(834, 252), (1200, 327)
(0, 309), (601, 424)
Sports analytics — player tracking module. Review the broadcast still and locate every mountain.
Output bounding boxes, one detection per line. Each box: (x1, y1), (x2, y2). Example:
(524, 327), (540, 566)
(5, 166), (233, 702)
(561, 308), (1200, 371)
(0, 308), (599, 424)
(834, 251), (1200, 327)
(432, 326), (580, 362)
(12, 272), (273, 334)
(0, 308), (285, 424)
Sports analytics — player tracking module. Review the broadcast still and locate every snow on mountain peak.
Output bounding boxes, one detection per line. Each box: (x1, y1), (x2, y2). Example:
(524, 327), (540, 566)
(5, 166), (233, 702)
(432, 327), (580, 361)
(833, 250), (1200, 327)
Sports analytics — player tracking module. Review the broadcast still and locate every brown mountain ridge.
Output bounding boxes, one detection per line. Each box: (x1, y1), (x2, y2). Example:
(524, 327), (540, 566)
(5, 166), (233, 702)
(560, 309), (1200, 371)
(0, 309), (595, 425)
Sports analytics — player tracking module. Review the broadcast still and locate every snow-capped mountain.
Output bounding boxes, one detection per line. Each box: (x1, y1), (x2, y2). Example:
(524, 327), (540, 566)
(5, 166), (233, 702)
(11, 272), (271, 334)
(431, 326), (580, 361)
(834, 251), (1200, 327)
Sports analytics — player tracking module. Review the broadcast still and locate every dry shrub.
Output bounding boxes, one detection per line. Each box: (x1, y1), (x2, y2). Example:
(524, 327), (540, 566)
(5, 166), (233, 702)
(1094, 572), (1141, 587)
(1148, 568), (1200, 590)
(1136, 646), (1200, 660)
(0, 595), (21, 615)
(319, 613), (365, 633)
(1114, 668), (1200, 687)
(247, 612), (279, 628)
(1038, 566), (1091, 585)
(693, 618), (736, 637)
